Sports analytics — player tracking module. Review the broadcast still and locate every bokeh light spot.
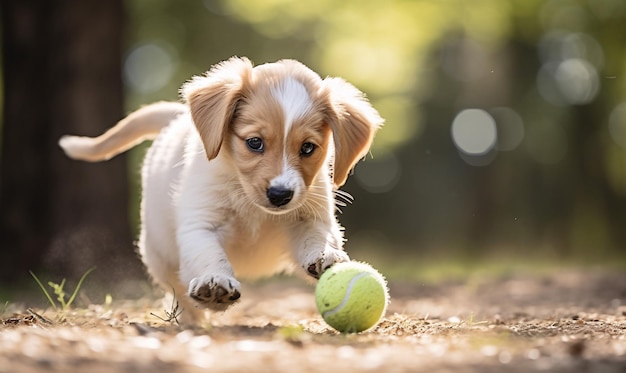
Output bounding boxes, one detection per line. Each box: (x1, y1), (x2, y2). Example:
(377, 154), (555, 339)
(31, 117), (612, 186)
(555, 58), (599, 105)
(490, 107), (525, 151)
(354, 150), (401, 194)
(539, 31), (604, 68)
(537, 58), (599, 106)
(124, 42), (177, 94)
(451, 109), (497, 155)
(609, 102), (626, 149)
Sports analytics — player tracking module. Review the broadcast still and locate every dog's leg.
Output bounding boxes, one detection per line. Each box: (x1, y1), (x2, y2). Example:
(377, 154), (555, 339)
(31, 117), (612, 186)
(290, 221), (350, 279)
(177, 230), (242, 311)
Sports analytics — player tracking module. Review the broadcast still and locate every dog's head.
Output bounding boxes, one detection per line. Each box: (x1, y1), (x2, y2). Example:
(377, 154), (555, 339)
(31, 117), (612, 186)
(181, 57), (383, 214)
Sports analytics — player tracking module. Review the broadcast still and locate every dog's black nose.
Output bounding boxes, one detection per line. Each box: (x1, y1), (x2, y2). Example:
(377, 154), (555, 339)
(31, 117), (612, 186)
(267, 187), (294, 207)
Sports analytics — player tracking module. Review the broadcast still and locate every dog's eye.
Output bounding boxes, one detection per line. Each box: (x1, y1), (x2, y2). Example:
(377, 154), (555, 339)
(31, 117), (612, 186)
(246, 137), (264, 152)
(300, 142), (316, 157)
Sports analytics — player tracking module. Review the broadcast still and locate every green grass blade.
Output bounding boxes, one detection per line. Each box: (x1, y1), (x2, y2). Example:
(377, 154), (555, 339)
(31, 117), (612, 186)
(48, 280), (66, 308)
(29, 271), (57, 311)
(65, 267), (96, 309)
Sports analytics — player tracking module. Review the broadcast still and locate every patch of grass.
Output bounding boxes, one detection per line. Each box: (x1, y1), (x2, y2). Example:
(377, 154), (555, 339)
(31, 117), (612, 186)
(104, 293), (113, 310)
(29, 267), (96, 311)
(150, 289), (182, 326)
(462, 312), (489, 328)
(278, 324), (308, 345)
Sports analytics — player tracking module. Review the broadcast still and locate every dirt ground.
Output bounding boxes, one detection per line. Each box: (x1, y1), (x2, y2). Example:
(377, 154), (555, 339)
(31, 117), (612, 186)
(1, 268), (625, 373)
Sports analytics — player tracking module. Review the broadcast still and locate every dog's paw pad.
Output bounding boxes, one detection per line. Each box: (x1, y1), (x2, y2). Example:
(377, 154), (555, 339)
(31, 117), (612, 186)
(307, 262), (320, 278)
(188, 275), (241, 311)
(305, 250), (350, 279)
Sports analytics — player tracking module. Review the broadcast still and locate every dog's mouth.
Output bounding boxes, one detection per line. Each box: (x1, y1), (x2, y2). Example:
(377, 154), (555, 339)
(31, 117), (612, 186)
(260, 205), (295, 215)
(255, 202), (300, 215)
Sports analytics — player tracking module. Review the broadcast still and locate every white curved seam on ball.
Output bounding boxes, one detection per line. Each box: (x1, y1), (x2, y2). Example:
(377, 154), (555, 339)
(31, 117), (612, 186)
(322, 272), (370, 318)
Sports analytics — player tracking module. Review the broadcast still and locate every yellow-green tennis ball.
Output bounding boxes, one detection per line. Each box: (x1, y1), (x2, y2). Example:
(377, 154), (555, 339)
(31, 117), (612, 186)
(315, 261), (389, 333)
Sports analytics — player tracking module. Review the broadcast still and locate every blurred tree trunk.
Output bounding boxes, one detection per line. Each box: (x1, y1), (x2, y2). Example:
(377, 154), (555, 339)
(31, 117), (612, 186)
(1, 0), (142, 285)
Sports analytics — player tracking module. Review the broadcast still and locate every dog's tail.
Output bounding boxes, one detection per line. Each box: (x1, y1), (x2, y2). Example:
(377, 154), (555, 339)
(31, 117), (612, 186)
(59, 101), (187, 162)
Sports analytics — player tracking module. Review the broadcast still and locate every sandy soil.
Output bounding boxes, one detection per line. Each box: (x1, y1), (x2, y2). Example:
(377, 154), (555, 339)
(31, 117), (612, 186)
(1, 269), (625, 372)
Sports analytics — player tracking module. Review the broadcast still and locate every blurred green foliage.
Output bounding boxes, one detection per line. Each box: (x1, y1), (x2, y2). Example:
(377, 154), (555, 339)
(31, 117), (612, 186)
(123, 0), (626, 264)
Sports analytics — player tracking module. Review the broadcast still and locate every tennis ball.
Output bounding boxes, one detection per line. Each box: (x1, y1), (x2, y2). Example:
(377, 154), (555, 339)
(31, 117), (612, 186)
(315, 261), (389, 333)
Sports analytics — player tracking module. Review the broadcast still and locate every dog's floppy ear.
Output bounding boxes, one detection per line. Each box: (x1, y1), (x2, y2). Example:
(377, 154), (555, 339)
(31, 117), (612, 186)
(181, 57), (253, 160)
(323, 77), (384, 187)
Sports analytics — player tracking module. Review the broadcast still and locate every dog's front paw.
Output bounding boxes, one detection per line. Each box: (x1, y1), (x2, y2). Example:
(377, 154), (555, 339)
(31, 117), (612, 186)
(305, 249), (350, 279)
(188, 274), (241, 311)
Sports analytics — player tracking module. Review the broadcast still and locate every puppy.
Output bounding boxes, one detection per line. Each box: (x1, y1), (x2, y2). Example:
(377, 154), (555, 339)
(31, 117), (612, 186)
(59, 57), (383, 322)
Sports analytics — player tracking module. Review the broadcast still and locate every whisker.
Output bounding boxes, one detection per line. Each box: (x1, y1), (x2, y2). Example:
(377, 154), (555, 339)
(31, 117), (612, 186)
(332, 189), (353, 213)
(334, 189), (354, 204)
(299, 194), (327, 223)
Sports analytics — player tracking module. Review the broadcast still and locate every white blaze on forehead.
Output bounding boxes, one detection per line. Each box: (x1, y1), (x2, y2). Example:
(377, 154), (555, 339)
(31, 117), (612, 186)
(268, 77), (312, 204)
(271, 77), (314, 132)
